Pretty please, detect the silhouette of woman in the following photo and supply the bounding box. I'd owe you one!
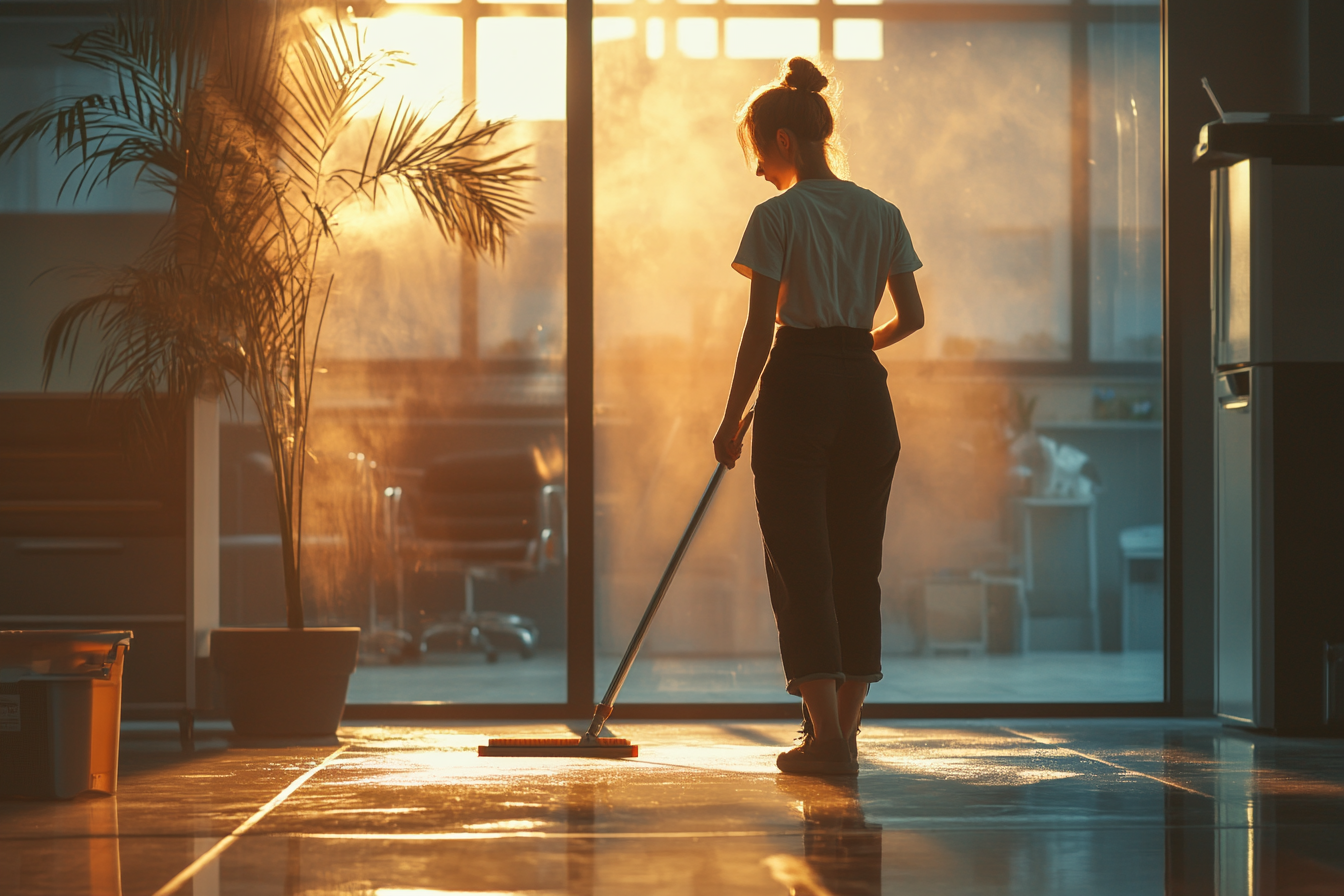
[714,57,926,776]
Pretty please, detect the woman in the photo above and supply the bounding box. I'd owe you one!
[713,57,925,776]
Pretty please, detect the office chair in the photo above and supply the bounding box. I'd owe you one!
[395,446,563,663]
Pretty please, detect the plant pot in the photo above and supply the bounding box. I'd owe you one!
[210,628,360,736]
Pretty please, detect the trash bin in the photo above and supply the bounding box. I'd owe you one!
[0,630,132,799]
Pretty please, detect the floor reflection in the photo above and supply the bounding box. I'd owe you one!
[2,721,1344,894]
[2,792,122,895]
[1160,727,1344,896]
[772,777,882,896]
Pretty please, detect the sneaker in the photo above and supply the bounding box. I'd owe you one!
[776,736,859,776]
[801,703,861,763]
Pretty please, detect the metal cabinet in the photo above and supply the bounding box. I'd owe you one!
[0,395,215,743]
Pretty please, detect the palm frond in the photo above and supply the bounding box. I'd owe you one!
[0,0,212,206]
[337,103,537,258]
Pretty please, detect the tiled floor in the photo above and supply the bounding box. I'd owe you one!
[4,719,1344,895]
[346,650,1165,704]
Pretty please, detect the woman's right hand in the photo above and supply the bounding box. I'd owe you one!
[713,415,746,469]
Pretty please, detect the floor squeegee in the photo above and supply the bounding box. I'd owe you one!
[478,410,754,758]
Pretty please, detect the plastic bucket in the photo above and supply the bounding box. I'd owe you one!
[0,630,132,799]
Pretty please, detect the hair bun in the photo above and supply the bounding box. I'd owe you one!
[783,57,828,93]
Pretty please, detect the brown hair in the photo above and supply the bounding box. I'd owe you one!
[736,57,845,175]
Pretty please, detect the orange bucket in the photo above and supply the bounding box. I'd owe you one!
[0,630,132,799]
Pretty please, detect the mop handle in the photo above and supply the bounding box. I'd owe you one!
[586,409,755,737]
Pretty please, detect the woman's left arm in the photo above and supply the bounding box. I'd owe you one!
[871,271,925,351]
[714,271,779,468]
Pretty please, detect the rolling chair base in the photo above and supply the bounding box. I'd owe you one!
[421,612,539,663]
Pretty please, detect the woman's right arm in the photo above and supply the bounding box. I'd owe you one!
[871,271,925,351]
[713,270,779,468]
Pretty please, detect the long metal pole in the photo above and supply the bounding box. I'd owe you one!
[584,411,752,739]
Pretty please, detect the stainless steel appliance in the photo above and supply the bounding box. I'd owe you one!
[1203,119,1344,733]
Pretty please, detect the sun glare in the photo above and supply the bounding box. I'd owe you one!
[834,18,883,60]
[646,17,666,58]
[594,17,637,43]
[676,17,718,58]
[355,14,464,118]
[477,17,566,121]
[724,17,818,59]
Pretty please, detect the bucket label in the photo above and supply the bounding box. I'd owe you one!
[0,694,17,732]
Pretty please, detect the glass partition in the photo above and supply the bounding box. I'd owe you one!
[1,0,1165,713]
[0,19,172,394]
[593,3,1163,704]
[217,7,569,704]
[1090,20,1162,362]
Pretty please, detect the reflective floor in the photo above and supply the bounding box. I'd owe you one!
[3,719,1343,894]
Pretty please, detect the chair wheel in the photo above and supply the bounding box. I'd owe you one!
[519,646,535,660]
[486,651,500,664]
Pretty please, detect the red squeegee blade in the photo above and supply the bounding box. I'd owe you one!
[477,737,638,758]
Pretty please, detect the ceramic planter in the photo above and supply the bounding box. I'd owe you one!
[210,628,360,736]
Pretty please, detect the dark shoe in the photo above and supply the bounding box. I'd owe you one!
[801,701,862,762]
[777,736,859,776]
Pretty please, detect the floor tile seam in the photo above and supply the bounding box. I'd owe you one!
[999,726,1214,799]
[148,743,350,896]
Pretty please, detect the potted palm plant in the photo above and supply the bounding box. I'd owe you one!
[0,0,533,734]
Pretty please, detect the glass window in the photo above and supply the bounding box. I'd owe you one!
[1090,21,1162,362]
[0,21,172,215]
[847,22,1072,361]
[0,21,171,394]
[595,9,1162,705]
[676,18,719,58]
[1,2,1165,712]
[477,17,567,121]
[217,10,569,704]
[724,19,821,59]
[834,20,884,61]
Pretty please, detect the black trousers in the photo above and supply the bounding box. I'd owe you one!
[752,326,900,695]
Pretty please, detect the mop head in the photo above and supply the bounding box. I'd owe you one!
[477,737,638,758]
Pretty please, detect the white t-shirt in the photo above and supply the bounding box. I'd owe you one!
[731,179,922,330]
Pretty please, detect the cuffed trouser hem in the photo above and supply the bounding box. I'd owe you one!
[785,671,883,696]
[843,672,883,685]
[786,671,846,696]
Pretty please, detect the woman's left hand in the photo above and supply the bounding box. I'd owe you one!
[713,413,751,469]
